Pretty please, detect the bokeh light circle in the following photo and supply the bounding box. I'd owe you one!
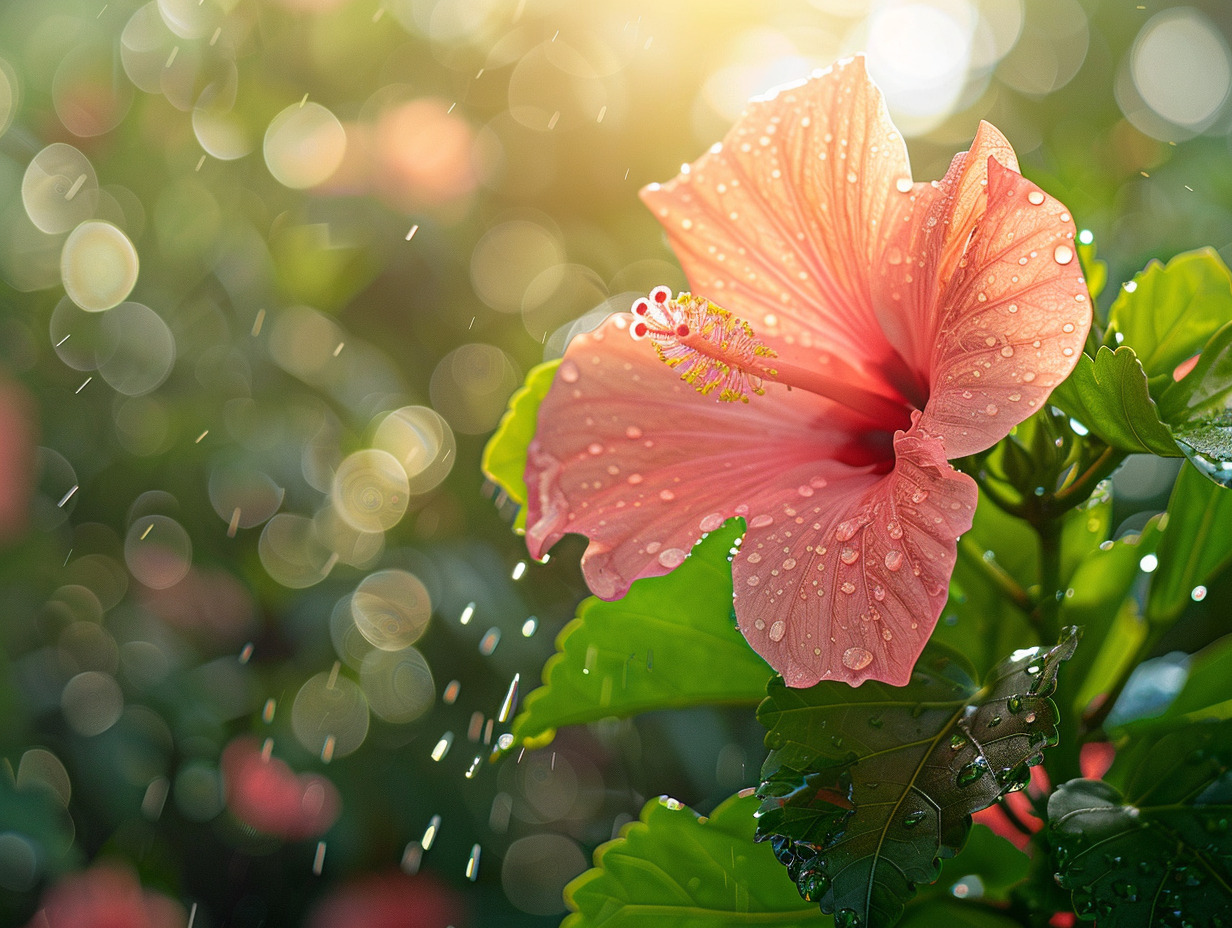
[1131,8,1231,131]
[429,343,521,435]
[22,143,99,234]
[208,463,285,530]
[61,221,139,312]
[259,513,334,589]
[360,647,435,724]
[97,303,176,396]
[264,102,347,189]
[371,406,456,495]
[124,514,192,589]
[501,834,588,915]
[314,506,385,570]
[15,749,72,806]
[291,671,369,758]
[0,833,39,892]
[61,671,124,736]
[0,57,18,139]
[864,1,975,134]
[351,569,432,651]
[52,43,133,138]
[331,449,410,533]
[470,220,565,314]
[49,296,118,370]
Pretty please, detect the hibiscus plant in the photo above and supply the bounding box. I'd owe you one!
[484,57,1232,928]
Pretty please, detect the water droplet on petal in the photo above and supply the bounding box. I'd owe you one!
[659,489,675,502]
[1054,244,1074,265]
[1000,346,1014,358]
[1022,371,1036,383]
[884,550,903,571]
[559,360,580,383]
[886,520,903,539]
[1027,190,1045,206]
[769,620,786,642]
[835,519,859,541]
[658,547,687,569]
[985,404,998,416]
[700,512,725,532]
[895,177,913,193]
[872,585,885,601]
[840,581,856,594]
[782,557,797,570]
[627,473,643,485]
[750,514,774,529]
[797,485,814,498]
[1062,323,1075,333]
[840,546,859,565]
[588,442,604,455]
[842,646,872,670]
[625,425,643,439]
[746,552,762,564]
[911,488,929,503]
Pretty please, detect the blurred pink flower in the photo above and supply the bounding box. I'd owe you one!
[25,862,186,928]
[305,871,469,928]
[0,373,36,546]
[221,737,340,839]
[524,57,1089,686]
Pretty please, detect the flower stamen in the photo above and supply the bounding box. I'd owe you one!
[631,287,775,403]
[630,288,915,428]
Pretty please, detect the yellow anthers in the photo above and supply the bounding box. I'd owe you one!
[630,287,775,403]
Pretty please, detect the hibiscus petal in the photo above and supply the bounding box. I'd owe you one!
[734,413,977,687]
[524,314,875,601]
[917,159,1091,457]
[875,121,1020,376]
[639,56,913,403]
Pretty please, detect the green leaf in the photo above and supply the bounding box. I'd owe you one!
[1147,462,1232,624]
[1121,632,1232,731]
[1049,720,1232,928]
[1058,518,1161,718]
[1077,233,1107,305]
[1106,247,1232,379]
[756,631,1079,928]
[510,519,771,747]
[481,359,560,531]
[1049,346,1179,455]
[1160,319,1232,487]
[899,899,1023,928]
[562,793,825,928]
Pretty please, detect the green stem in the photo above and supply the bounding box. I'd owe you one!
[959,534,1032,614]
[1049,444,1126,516]
[1031,518,1063,645]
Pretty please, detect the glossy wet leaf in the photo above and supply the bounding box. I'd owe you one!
[756,631,1078,928]
[1049,721,1232,928]
[1106,247,1232,380]
[1160,319,1232,487]
[562,793,824,928]
[480,358,561,531]
[1147,462,1232,624]
[1049,346,1178,455]
[510,519,771,746]
[1120,633,1232,732]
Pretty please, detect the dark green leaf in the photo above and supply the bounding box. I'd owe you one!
[1049,346,1178,456]
[480,358,560,531]
[1147,462,1232,624]
[562,794,825,928]
[510,519,771,747]
[1106,247,1232,379]
[1160,320,1232,487]
[1049,773,1232,925]
[756,631,1079,928]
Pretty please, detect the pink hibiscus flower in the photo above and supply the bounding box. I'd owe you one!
[524,57,1089,687]
[25,862,187,928]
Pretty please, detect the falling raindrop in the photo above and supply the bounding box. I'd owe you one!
[421,814,441,850]
[466,844,481,881]
[479,628,501,655]
[431,732,453,762]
